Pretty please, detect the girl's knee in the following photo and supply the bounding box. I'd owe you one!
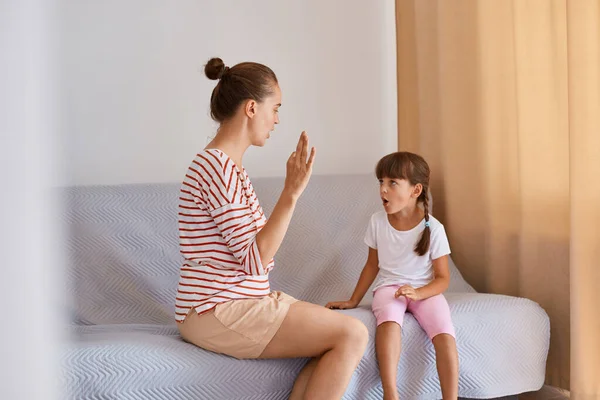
[432,332,456,345]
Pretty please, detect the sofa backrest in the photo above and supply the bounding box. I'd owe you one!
[65,174,474,325]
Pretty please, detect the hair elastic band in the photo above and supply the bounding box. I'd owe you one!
[425,221,430,228]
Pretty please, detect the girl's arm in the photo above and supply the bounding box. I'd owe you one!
[326,247,379,309]
[396,255,450,300]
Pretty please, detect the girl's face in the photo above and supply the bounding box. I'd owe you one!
[379,177,422,214]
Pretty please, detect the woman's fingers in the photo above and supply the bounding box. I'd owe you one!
[295,131,304,155]
[300,132,308,162]
[307,147,316,169]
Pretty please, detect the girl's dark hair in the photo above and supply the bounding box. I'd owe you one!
[204,57,278,123]
[376,152,432,256]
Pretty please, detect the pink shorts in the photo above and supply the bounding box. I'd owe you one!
[372,285,455,340]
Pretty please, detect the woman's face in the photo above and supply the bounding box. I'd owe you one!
[247,84,281,147]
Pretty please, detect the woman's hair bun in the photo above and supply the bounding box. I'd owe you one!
[205,57,227,80]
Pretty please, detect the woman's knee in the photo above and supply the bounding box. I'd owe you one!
[338,316,369,351]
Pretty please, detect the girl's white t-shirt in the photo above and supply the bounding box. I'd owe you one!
[365,211,451,291]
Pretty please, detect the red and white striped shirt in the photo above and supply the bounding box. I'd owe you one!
[175,149,274,323]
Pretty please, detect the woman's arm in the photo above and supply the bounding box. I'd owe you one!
[255,132,315,264]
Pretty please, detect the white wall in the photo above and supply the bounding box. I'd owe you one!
[59,0,397,185]
[1,1,63,399]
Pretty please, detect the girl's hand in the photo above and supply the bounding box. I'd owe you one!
[284,132,316,200]
[325,300,359,310]
[395,285,422,301]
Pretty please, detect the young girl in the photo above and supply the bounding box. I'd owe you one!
[326,152,459,400]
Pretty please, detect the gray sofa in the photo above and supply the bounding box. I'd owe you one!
[62,174,549,399]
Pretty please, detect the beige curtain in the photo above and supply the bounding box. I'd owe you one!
[396,0,599,397]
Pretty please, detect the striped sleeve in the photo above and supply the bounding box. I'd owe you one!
[199,152,267,276]
[210,205,266,276]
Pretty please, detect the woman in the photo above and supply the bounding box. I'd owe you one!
[176,57,368,400]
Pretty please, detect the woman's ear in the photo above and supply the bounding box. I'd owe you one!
[245,99,257,119]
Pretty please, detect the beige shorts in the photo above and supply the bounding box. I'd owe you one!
[178,291,297,359]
